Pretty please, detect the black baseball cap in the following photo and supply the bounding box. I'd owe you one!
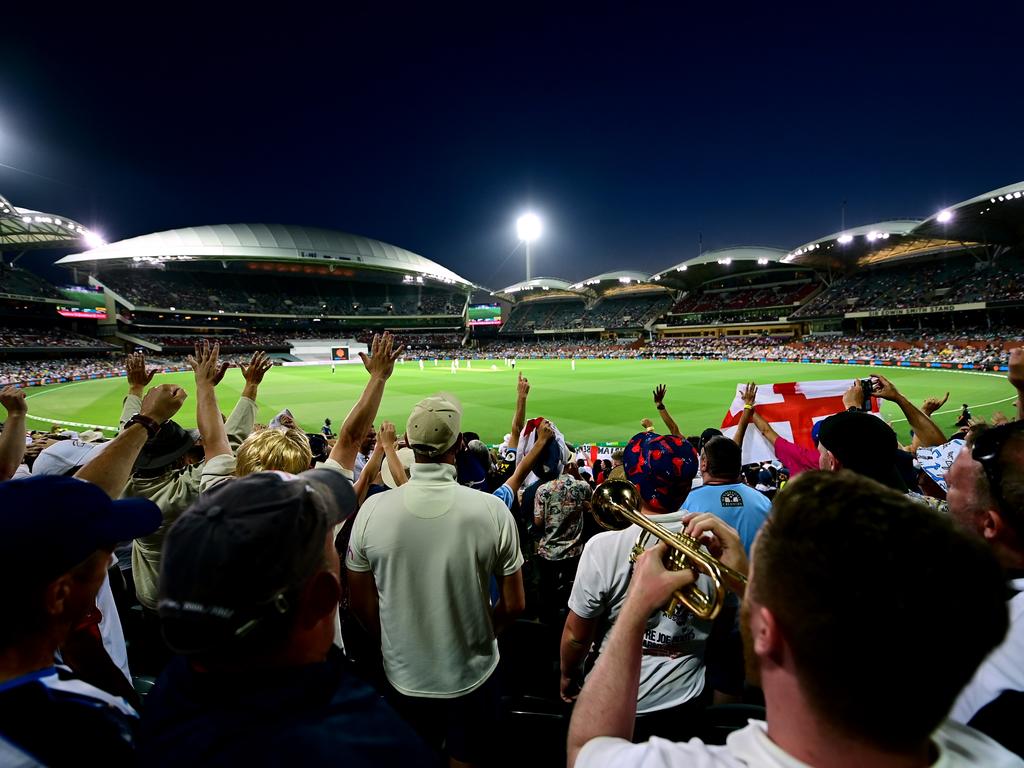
[158,468,356,654]
[817,411,907,492]
[0,475,161,584]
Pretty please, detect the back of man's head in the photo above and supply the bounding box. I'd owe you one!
[817,411,906,491]
[702,436,741,479]
[751,470,1008,751]
[159,469,355,665]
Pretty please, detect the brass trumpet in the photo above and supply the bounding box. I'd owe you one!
[590,479,747,621]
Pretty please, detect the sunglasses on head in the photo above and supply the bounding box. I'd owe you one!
[971,421,1024,514]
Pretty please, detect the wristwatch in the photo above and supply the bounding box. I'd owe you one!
[124,413,161,439]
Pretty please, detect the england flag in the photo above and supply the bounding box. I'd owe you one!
[721,379,880,464]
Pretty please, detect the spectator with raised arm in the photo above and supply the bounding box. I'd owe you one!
[652,384,682,437]
[0,385,28,481]
[188,343,306,491]
[871,374,946,450]
[324,333,404,478]
[733,382,820,476]
[121,350,258,618]
[0,383,186,764]
[509,372,530,453]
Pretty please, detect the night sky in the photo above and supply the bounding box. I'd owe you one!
[2,5,1023,289]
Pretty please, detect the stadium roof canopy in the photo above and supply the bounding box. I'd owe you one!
[650,246,791,289]
[56,223,473,287]
[569,269,649,288]
[493,276,579,301]
[913,180,1024,245]
[0,193,101,252]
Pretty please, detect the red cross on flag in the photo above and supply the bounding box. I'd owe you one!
[720,379,880,464]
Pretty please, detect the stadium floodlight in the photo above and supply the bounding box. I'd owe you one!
[837,234,853,244]
[936,209,953,223]
[83,230,105,248]
[516,212,542,281]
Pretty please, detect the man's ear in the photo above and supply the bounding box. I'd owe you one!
[980,508,1003,542]
[298,571,342,629]
[754,604,785,664]
[45,575,72,618]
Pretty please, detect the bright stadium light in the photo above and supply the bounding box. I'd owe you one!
[83,230,106,248]
[936,209,953,223]
[837,233,853,244]
[516,212,542,280]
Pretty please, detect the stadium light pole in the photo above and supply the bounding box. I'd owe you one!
[517,212,542,281]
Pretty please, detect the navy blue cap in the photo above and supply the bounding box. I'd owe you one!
[0,475,161,583]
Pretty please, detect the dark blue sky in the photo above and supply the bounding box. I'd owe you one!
[2,5,1023,289]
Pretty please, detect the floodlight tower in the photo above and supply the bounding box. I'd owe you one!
[516,212,542,281]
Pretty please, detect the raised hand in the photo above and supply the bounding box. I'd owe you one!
[871,375,901,402]
[653,384,667,405]
[126,351,159,394]
[921,391,950,416]
[741,382,757,406]
[537,419,554,442]
[0,385,27,417]
[359,333,404,381]
[240,350,273,385]
[139,383,187,424]
[842,380,862,411]
[187,341,229,388]
[640,417,654,429]
[378,420,397,450]
[517,372,530,398]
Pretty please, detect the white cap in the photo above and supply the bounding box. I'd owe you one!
[32,439,110,477]
[381,447,416,489]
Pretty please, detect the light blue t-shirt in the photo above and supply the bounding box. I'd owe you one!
[682,482,772,555]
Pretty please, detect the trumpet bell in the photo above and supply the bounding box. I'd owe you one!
[590,478,643,531]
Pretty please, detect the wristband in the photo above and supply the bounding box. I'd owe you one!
[743,404,753,410]
[656,404,666,411]
[124,413,161,440]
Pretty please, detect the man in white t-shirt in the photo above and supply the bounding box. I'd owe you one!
[947,420,1024,757]
[346,392,525,765]
[567,470,1019,767]
[562,430,707,740]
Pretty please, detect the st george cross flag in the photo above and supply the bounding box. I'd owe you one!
[720,380,880,464]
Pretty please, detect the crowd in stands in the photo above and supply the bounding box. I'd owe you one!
[1,332,1022,767]
[2,328,1019,387]
[100,270,465,316]
[0,263,65,300]
[793,255,1024,318]
[501,294,672,333]
[150,333,293,350]
[645,334,1015,367]
[670,279,818,315]
[0,327,116,348]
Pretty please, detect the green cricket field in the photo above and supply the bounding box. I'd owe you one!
[20,359,1016,446]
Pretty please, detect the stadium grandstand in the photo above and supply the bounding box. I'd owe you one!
[1,179,1023,386]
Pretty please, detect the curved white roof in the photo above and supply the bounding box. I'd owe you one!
[571,270,651,288]
[496,276,575,295]
[0,194,96,250]
[915,180,1024,229]
[786,220,920,260]
[652,246,788,276]
[56,223,472,286]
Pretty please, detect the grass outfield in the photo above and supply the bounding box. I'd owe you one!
[21,359,1017,445]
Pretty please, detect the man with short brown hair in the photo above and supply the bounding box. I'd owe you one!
[568,471,1017,767]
